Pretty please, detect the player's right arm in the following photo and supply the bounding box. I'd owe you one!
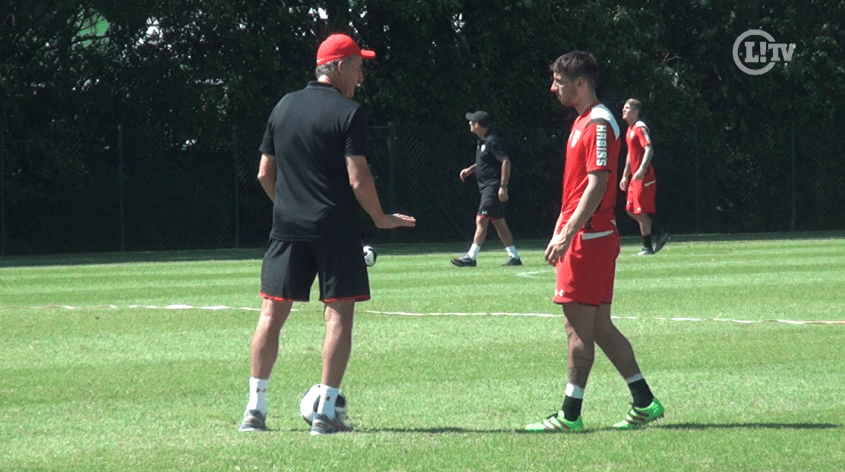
[631,125,653,181]
[552,210,566,236]
[257,154,276,202]
[347,155,416,229]
[619,153,631,191]
[545,171,608,265]
[460,164,476,182]
[633,144,653,181]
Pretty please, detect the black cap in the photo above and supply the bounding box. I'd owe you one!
[465,111,490,127]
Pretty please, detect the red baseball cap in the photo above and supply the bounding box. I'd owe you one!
[316,34,376,66]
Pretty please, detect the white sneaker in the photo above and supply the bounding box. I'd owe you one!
[310,413,353,435]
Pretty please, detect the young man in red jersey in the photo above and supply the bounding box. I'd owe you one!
[620,99,669,255]
[524,51,664,432]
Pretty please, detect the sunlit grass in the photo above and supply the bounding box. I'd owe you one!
[1,235,843,471]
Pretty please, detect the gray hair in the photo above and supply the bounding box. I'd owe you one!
[314,56,353,79]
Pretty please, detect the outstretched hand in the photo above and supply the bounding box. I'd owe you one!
[374,213,417,229]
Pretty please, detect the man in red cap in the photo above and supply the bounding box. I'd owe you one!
[314,33,377,98]
[240,33,415,435]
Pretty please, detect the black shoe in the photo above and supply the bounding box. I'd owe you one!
[502,256,522,266]
[653,231,670,253]
[451,255,477,267]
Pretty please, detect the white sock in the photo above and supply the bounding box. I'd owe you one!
[247,377,268,414]
[506,245,519,258]
[625,373,644,384]
[468,244,481,259]
[317,385,340,418]
[565,382,585,399]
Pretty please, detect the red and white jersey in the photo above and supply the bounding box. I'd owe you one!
[560,103,620,232]
[626,120,655,181]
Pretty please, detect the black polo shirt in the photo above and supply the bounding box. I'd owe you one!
[475,131,508,189]
[259,81,369,241]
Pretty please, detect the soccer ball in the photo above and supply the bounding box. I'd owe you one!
[363,245,377,267]
[299,384,347,425]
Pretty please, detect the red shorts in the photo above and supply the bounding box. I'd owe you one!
[554,229,620,306]
[625,178,657,215]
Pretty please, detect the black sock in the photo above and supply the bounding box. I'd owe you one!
[561,396,583,422]
[628,379,654,408]
[643,234,653,250]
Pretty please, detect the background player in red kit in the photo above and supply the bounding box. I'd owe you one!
[620,98,669,255]
[525,51,664,432]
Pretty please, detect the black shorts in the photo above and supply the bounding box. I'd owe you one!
[260,239,370,303]
[478,186,506,219]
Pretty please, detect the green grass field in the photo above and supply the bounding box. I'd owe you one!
[2,234,844,471]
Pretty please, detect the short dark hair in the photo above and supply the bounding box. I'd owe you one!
[550,51,599,88]
[625,98,642,112]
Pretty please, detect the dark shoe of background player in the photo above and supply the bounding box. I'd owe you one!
[451,255,477,267]
[653,231,670,254]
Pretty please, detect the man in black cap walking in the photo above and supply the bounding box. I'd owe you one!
[452,111,522,267]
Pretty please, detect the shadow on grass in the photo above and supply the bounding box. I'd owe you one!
[253,427,517,434]
[655,422,841,431]
[351,422,841,434]
[363,427,519,434]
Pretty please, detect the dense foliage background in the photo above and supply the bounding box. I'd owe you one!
[1,0,843,254]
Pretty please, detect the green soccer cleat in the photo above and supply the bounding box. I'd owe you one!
[524,411,584,432]
[613,398,665,429]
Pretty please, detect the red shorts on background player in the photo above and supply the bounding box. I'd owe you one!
[620,99,668,255]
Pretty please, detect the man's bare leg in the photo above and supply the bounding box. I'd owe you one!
[321,299,355,388]
[490,218,514,248]
[593,303,641,379]
[473,214,490,247]
[251,298,293,379]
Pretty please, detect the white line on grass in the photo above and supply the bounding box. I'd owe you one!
[515,270,550,278]
[364,310,844,325]
[5,304,844,325]
[366,310,560,318]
